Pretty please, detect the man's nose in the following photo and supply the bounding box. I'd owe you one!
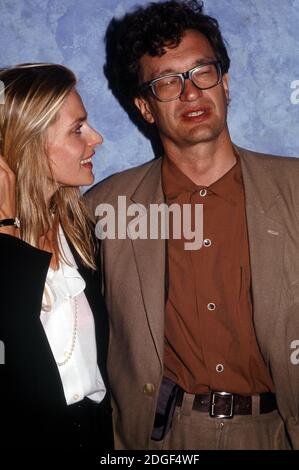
[180,78,203,101]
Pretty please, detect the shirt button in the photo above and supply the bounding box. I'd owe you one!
[203,238,212,247]
[199,189,207,197]
[73,394,79,401]
[207,303,216,311]
[143,383,156,396]
[216,364,224,373]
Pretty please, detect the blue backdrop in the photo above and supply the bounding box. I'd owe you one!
[1,0,299,184]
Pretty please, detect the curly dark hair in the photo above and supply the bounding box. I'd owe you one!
[104,0,230,104]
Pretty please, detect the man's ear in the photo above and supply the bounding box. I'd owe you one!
[134,96,155,124]
[222,73,230,104]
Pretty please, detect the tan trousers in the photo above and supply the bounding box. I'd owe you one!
[150,392,291,450]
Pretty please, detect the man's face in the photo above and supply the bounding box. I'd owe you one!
[135,29,230,155]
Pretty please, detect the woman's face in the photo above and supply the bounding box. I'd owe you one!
[46,89,103,195]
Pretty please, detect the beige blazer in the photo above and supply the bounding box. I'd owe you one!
[86,146,299,449]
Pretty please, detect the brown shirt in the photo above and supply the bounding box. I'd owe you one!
[162,156,275,395]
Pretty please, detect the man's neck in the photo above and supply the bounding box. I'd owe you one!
[163,136,237,187]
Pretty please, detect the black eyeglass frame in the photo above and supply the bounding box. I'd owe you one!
[139,60,223,102]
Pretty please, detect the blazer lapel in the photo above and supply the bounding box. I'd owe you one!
[238,146,285,360]
[129,158,166,366]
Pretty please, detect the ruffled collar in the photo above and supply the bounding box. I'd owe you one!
[42,226,85,310]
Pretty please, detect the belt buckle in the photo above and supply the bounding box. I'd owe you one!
[210,391,234,419]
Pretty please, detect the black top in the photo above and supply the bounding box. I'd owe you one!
[0,233,113,449]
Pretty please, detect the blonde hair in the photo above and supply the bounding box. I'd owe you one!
[0,63,96,269]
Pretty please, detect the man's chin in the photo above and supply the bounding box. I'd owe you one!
[185,128,223,145]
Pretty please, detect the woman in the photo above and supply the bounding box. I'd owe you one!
[0,63,113,449]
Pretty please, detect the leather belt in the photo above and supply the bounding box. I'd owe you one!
[176,390,277,419]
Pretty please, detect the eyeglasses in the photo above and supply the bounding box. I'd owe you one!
[139,60,222,102]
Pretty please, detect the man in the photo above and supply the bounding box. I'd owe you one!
[87,0,299,449]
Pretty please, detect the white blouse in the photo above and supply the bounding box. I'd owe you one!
[40,227,106,406]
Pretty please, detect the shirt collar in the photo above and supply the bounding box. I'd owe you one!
[162,154,243,205]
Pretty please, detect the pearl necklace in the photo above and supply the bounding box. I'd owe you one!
[56,296,78,367]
